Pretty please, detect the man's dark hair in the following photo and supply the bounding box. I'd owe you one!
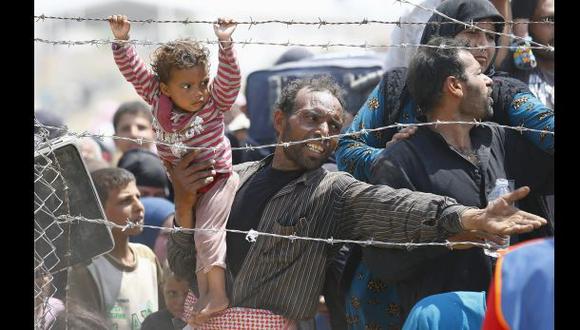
[112,101,153,132]
[275,75,346,116]
[407,36,470,114]
[91,168,136,205]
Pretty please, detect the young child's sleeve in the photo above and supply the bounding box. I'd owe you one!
[112,42,159,106]
[210,42,241,112]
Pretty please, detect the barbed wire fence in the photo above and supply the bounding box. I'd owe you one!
[33,2,554,327]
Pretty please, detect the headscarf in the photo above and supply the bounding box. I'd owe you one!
[382,0,506,125]
[419,0,505,75]
[130,196,175,249]
[117,148,169,192]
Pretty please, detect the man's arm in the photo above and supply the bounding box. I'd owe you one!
[335,176,546,244]
[164,152,217,281]
[492,76,554,154]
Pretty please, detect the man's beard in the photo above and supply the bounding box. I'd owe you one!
[281,124,330,170]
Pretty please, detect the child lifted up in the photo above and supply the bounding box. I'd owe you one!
[108,14,241,323]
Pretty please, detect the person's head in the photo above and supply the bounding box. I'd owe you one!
[153,212,175,264]
[152,39,211,113]
[112,101,154,153]
[407,37,493,120]
[117,149,170,198]
[34,109,66,140]
[516,0,554,61]
[91,168,144,236]
[274,47,314,65]
[419,0,505,74]
[161,261,190,319]
[77,137,104,162]
[273,76,345,170]
[85,158,110,173]
[132,196,175,252]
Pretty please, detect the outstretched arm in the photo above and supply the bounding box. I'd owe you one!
[108,14,159,105]
[335,177,546,245]
[210,18,241,112]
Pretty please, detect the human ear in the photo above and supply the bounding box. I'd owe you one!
[160,82,171,96]
[445,76,463,98]
[273,110,286,138]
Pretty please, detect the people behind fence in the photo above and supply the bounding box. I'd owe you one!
[141,260,192,330]
[132,196,175,262]
[401,237,554,330]
[67,168,164,329]
[482,237,554,330]
[117,148,171,199]
[112,101,157,160]
[499,0,554,109]
[108,14,242,323]
[77,137,111,172]
[363,36,553,323]
[334,0,555,326]
[164,75,547,328]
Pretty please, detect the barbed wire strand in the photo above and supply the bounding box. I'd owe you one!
[396,0,553,51]
[33,14,553,26]
[33,38,553,51]
[34,120,554,154]
[56,214,492,251]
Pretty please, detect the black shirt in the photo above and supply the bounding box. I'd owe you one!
[141,309,185,330]
[226,160,305,278]
[365,124,553,319]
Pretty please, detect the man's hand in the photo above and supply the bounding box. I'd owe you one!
[214,18,237,43]
[108,14,130,41]
[385,126,417,148]
[448,230,508,250]
[460,186,547,235]
[163,151,215,228]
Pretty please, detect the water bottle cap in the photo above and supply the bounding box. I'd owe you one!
[495,178,509,186]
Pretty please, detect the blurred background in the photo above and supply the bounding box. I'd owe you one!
[34,0,412,139]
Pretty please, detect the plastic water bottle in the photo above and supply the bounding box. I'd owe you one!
[484,178,512,258]
[512,36,537,71]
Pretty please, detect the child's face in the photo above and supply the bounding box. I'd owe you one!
[163,276,190,319]
[104,181,145,236]
[160,65,210,113]
[114,114,154,153]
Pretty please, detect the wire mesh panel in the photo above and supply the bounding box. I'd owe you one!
[34,126,114,329]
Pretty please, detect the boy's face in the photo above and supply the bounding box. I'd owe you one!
[114,113,155,153]
[160,65,210,113]
[104,181,145,236]
[163,276,190,319]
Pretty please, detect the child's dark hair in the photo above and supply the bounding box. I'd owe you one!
[151,39,210,83]
[91,168,136,204]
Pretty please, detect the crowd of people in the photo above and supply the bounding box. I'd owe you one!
[34,0,554,329]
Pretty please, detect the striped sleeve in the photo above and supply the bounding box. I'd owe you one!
[335,176,469,244]
[210,42,241,112]
[112,42,159,105]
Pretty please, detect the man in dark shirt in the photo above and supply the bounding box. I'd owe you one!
[364,36,554,321]
[164,75,548,328]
